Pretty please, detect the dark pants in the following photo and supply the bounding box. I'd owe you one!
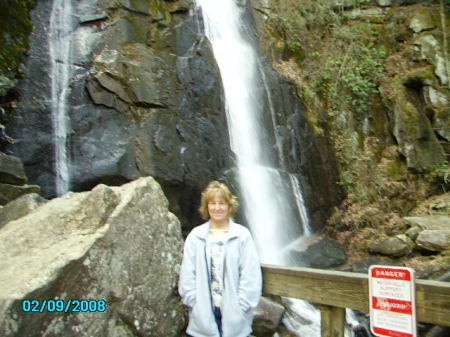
[213,306,223,337]
[188,307,251,337]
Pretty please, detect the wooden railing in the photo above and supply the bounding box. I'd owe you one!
[262,264,450,337]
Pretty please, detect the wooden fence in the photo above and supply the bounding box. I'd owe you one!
[262,264,450,337]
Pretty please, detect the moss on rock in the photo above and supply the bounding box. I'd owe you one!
[409,7,439,33]
[259,0,450,269]
[0,0,35,95]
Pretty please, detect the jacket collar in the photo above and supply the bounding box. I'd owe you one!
[194,220,239,240]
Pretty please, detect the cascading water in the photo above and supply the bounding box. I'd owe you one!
[49,0,74,196]
[194,1,360,336]
[194,0,308,266]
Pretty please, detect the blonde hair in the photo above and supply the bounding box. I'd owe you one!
[198,181,239,220]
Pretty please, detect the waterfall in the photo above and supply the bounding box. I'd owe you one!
[289,173,312,236]
[194,0,309,266]
[193,1,363,336]
[49,0,74,196]
[260,68,287,170]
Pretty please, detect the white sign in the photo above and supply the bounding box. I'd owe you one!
[369,265,416,337]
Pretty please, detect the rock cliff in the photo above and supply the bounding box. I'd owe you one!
[1,0,343,233]
[1,0,231,232]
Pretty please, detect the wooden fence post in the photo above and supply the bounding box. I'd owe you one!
[318,305,345,337]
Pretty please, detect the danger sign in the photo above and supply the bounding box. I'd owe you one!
[369,265,416,337]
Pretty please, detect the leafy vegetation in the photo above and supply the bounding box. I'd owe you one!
[266,0,390,206]
[264,0,449,247]
[267,1,386,120]
[425,160,450,192]
[0,0,35,92]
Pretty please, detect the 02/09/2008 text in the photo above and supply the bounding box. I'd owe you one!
[21,299,106,313]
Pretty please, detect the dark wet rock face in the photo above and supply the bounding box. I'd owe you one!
[287,235,348,268]
[2,0,54,196]
[3,0,230,230]
[3,0,338,234]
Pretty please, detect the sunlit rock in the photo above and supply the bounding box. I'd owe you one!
[379,81,446,172]
[405,226,421,241]
[404,215,450,230]
[414,33,449,86]
[0,177,186,337]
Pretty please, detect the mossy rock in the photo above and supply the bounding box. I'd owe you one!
[0,0,35,85]
[405,65,436,85]
[0,183,40,206]
[343,8,386,24]
[409,7,438,33]
[378,157,406,182]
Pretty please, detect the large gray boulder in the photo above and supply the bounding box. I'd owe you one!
[253,297,285,337]
[0,177,186,337]
[404,216,450,250]
[288,235,348,268]
[416,230,450,252]
[404,215,450,230]
[368,234,415,257]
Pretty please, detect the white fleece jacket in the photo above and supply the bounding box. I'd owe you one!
[178,220,262,337]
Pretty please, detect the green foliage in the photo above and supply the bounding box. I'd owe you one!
[0,0,35,83]
[266,0,340,58]
[266,2,387,118]
[265,2,389,206]
[264,0,450,209]
[317,23,386,116]
[425,160,450,190]
[268,12,305,56]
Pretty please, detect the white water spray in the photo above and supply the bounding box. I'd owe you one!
[49,0,74,196]
[195,0,309,265]
[260,68,287,169]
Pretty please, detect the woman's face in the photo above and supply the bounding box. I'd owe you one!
[207,194,230,225]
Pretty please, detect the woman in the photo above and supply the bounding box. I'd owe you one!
[179,181,262,337]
